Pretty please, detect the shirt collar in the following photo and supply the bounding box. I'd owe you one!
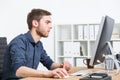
[25,31,35,43]
[25,31,41,46]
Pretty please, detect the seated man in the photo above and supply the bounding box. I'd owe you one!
[3,8,71,80]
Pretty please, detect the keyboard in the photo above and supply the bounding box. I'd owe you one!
[70,69,93,76]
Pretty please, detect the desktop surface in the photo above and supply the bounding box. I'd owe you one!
[21,67,120,80]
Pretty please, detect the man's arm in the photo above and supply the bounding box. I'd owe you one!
[50,62,61,70]
[50,61,72,71]
[16,66,68,78]
[16,66,52,78]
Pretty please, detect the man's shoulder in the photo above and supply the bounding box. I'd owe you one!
[9,34,27,45]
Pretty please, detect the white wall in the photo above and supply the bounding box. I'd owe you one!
[53,0,120,24]
[0,0,56,70]
[0,0,120,70]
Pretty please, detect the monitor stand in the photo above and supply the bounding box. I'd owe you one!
[104,42,120,75]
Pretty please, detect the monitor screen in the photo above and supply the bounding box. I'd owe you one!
[89,16,115,66]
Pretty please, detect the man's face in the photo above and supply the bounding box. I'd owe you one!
[36,16,52,37]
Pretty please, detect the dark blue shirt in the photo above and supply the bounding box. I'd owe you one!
[3,31,54,80]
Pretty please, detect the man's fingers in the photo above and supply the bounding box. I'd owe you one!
[53,68,68,78]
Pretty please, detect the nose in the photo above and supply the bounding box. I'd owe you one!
[50,26,52,29]
[49,24,52,29]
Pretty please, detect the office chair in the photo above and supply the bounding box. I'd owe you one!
[116,54,120,65]
[0,37,7,79]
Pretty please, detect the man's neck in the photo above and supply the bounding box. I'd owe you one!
[30,30,41,43]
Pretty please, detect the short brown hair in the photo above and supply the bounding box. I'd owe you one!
[27,8,51,30]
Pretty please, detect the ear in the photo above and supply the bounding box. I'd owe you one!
[32,20,38,28]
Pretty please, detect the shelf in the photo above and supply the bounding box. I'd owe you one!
[54,23,120,67]
[111,39,120,41]
[57,56,88,58]
[57,39,96,42]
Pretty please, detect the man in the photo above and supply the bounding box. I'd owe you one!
[3,8,71,80]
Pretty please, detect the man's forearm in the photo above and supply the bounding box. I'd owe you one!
[50,62,61,70]
[51,61,72,71]
[16,66,52,78]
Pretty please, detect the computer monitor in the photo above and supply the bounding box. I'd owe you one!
[89,15,115,66]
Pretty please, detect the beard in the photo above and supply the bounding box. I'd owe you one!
[36,29,48,38]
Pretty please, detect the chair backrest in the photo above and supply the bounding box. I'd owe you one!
[116,54,120,66]
[0,37,7,78]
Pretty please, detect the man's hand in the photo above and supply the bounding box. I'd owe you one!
[60,61,72,71]
[44,68,68,79]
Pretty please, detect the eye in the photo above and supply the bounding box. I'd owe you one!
[46,20,51,24]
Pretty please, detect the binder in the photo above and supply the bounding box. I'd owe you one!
[78,25,84,40]
[84,25,89,40]
[94,25,99,40]
[89,25,95,40]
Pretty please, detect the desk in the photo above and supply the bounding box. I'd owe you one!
[21,67,120,80]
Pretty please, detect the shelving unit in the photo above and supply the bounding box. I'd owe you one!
[54,23,120,67]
